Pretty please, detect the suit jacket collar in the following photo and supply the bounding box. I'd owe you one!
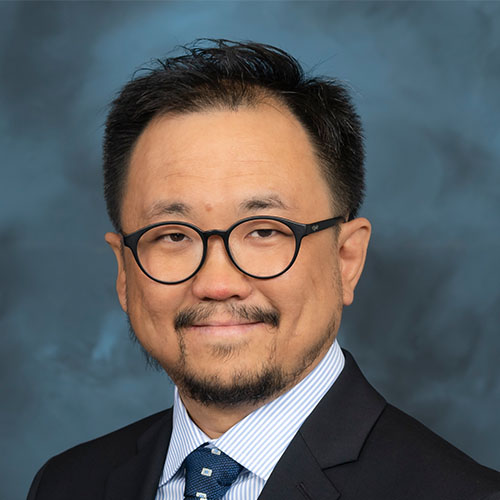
[301,350,386,468]
[104,350,385,500]
[258,350,386,499]
[105,410,173,500]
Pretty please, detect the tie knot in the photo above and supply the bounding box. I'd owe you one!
[183,445,243,500]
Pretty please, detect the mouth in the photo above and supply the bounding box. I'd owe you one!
[187,321,264,338]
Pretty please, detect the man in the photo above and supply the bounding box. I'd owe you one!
[28,39,500,500]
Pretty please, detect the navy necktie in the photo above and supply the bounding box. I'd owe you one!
[183,445,243,500]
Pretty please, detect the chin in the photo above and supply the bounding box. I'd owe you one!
[167,360,290,408]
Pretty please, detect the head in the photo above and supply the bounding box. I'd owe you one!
[104,40,370,409]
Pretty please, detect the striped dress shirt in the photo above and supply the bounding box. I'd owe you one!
[155,339,345,500]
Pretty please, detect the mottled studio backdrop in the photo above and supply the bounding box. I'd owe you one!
[1,2,499,498]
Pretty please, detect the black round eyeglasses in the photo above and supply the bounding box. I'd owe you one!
[121,215,345,285]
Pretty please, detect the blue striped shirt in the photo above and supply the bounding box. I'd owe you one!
[155,339,345,500]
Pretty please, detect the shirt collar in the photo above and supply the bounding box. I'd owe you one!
[158,339,344,485]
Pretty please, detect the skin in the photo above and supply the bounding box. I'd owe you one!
[106,101,371,438]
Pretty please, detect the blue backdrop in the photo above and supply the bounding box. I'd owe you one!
[1,2,499,498]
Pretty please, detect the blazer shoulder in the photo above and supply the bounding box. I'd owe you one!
[350,403,500,498]
[28,408,172,500]
[53,408,171,463]
[378,403,497,469]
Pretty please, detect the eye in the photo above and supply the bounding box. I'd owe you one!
[239,220,293,242]
[148,228,194,245]
[250,228,276,238]
[163,232,188,243]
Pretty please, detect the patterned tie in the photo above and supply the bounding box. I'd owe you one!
[183,445,243,500]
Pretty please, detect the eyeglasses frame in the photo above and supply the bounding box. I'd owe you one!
[121,215,345,285]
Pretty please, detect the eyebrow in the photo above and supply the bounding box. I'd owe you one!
[145,201,192,220]
[239,195,290,213]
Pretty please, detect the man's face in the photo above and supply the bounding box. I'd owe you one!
[107,101,369,407]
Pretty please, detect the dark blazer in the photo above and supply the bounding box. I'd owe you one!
[28,351,500,500]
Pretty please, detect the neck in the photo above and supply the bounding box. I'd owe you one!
[179,395,267,438]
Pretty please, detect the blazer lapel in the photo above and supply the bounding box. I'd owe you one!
[105,410,173,500]
[258,432,340,500]
[260,350,386,499]
[300,350,386,469]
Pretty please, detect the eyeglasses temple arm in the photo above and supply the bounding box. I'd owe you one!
[304,216,345,235]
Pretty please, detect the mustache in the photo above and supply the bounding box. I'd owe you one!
[174,303,280,331]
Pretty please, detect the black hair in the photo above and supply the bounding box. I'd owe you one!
[103,39,365,231]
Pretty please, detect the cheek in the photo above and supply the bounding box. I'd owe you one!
[288,241,339,303]
[266,266,338,328]
[266,244,340,345]
[124,264,186,348]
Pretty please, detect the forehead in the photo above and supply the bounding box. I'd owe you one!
[122,102,332,230]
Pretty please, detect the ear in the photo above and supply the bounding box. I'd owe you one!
[337,217,371,306]
[105,232,128,313]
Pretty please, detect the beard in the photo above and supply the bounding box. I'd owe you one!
[128,284,341,408]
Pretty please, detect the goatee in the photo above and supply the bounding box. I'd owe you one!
[127,302,336,408]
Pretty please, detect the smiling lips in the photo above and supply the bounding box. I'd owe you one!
[189,320,263,337]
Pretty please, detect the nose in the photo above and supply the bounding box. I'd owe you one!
[190,235,253,301]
